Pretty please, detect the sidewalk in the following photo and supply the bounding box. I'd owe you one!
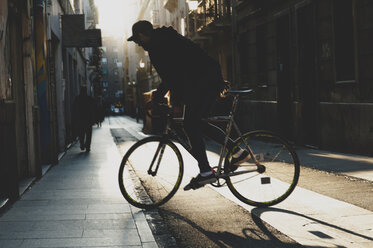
[295,147,373,182]
[0,124,158,248]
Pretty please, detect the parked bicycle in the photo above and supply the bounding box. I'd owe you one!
[118,89,300,209]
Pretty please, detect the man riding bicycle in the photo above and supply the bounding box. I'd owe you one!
[128,20,250,190]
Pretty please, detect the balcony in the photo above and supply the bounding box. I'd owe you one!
[189,0,232,35]
[164,0,178,13]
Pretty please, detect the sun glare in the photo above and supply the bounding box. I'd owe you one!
[94,0,138,38]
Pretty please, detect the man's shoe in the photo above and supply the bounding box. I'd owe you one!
[230,149,251,172]
[80,145,85,151]
[86,147,91,152]
[184,173,217,191]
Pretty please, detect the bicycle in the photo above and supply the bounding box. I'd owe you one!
[118,89,300,209]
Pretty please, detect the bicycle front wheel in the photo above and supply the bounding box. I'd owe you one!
[118,136,184,209]
[225,130,300,207]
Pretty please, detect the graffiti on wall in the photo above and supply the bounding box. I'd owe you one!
[0,0,12,100]
[35,3,51,152]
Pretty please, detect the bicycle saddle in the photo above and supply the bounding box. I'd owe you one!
[226,89,254,95]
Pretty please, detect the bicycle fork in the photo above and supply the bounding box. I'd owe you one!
[147,142,166,176]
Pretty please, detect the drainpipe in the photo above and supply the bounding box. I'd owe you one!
[231,0,238,85]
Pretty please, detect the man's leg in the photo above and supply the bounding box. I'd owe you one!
[183,92,220,190]
[183,102,212,173]
[78,127,85,150]
[184,121,211,172]
[84,126,92,151]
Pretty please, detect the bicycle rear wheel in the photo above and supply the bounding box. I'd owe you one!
[118,136,184,209]
[225,130,299,207]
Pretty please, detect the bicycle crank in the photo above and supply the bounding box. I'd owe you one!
[210,166,227,187]
[210,177,226,187]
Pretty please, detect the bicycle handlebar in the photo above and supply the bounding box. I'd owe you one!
[220,81,267,97]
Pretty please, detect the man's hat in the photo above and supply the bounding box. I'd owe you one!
[127,20,153,41]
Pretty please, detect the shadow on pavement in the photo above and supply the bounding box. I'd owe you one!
[158,208,318,248]
[251,207,373,245]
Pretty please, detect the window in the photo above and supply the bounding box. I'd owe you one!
[334,0,356,82]
[238,33,249,83]
[256,24,267,84]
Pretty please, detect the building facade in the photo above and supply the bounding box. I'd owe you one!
[101,37,125,113]
[0,0,100,204]
[233,0,373,155]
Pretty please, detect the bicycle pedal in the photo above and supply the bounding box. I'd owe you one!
[183,182,204,191]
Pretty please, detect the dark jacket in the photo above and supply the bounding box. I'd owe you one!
[149,27,225,104]
[72,94,96,128]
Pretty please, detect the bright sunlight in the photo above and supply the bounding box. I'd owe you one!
[94,0,138,38]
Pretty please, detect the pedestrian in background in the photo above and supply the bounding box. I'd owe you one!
[72,86,96,152]
[96,101,105,127]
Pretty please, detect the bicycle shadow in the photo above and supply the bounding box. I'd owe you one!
[251,207,373,246]
[157,208,325,248]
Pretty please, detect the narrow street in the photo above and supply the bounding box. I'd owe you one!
[1,0,373,247]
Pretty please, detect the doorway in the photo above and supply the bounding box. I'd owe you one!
[277,14,293,140]
[298,4,319,146]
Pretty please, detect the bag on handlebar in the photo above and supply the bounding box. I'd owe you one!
[150,98,168,134]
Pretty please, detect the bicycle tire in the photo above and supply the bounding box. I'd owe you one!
[118,136,184,209]
[225,130,300,207]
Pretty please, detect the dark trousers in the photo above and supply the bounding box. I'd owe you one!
[183,91,234,173]
[78,125,92,149]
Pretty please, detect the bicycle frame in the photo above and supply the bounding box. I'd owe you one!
[155,93,262,178]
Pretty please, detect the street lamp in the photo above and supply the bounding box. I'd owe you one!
[139,60,145,69]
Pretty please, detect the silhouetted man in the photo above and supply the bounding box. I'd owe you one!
[128,20,238,190]
[72,86,96,152]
